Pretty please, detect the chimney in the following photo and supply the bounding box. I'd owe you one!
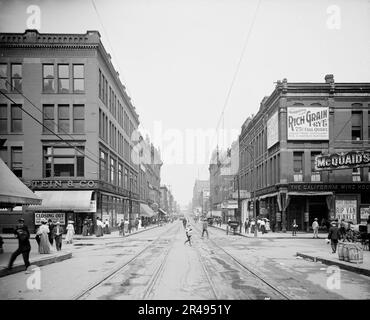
[325,74,334,83]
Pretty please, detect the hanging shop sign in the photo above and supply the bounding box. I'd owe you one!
[287,107,329,140]
[335,199,357,224]
[267,111,279,149]
[35,212,65,225]
[315,150,370,171]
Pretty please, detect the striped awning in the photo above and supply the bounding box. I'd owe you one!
[158,208,167,216]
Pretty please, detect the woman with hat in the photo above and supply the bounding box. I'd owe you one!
[65,220,75,244]
[37,218,51,254]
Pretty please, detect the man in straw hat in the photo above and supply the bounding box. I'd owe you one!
[52,221,64,251]
[312,218,319,238]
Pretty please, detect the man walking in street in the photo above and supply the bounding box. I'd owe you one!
[328,221,341,253]
[119,219,125,236]
[52,221,64,251]
[7,219,32,273]
[184,224,193,246]
[312,218,319,238]
[201,219,209,239]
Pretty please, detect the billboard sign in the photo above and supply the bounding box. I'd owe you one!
[287,107,329,140]
[335,199,357,224]
[315,150,370,171]
[35,212,65,225]
[267,111,279,149]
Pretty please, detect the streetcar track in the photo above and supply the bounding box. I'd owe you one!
[193,220,293,300]
[73,223,180,300]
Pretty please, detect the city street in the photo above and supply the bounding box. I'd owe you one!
[0,219,369,300]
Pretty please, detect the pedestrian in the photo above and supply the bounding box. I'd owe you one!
[182,218,187,229]
[47,219,55,246]
[328,221,341,253]
[95,217,104,237]
[37,218,51,254]
[265,219,270,232]
[201,219,209,238]
[82,218,89,236]
[128,220,132,234]
[119,219,125,236]
[244,219,249,234]
[339,219,346,239]
[135,218,139,231]
[0,235,3,254]
[88,217,93,236]
[260,218,266,234]
[312,218,319,238]
[184,224,193,246]
[292,219,298,236]
[7,219,32,273]
[65,220,75,244]
[52,221,64,251]
[250,219,256,234]
[104,219,111,234]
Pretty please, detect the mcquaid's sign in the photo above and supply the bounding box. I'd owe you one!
[315,150,370,171]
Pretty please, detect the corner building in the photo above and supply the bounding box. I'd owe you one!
[0,30,141,233]
[239,75,370,232]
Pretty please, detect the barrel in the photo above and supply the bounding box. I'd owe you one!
[343,243,350,262]
[337,242,344,261]
[348,243,363,264]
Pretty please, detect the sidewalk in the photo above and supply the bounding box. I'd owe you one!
[211,223,329,239]
[296,246,370,277]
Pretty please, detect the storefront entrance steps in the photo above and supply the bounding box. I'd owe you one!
[211,223,329,239]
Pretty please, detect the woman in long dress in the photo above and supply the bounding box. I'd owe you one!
[95,217,103,237]
[65,221,75,244]
[37,219,50,254]
[82,218,88,236]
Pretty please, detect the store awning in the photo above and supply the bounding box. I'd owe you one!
[0,158,42,206]
[30,190,93,211]
[210,210,222,217]
[258,192,279,200]
[158,208,167,216]
[288,191,333,196]
[140,203,155,217]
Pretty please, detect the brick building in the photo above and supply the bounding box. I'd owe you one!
[0,30,142,233]
[239,75,370,232]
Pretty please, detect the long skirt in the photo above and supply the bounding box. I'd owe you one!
[65,230,74,243]
[96,225,103,237]
[104,225,111,234]
[82,225,88,236]
[39,233,50,254]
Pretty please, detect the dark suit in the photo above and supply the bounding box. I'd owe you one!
[52,225,64,251]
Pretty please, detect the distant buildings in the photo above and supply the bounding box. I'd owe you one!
[192,179,209,214]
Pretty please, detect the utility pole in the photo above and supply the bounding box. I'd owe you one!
[245,143,257,237]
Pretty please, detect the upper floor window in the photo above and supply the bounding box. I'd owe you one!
[0,104,7,133]
[44,146,84,177]
[352,168,361,182]
[11,147,22,178]
[293,152,303,182]
[11,64,22,92]
[11,104,22,133]
[0,146,7,165]
[73,64,84,93]
[58,105,70,133]
[43,64,54,93]
[351,111,362,141]
[73,105,84,133]
[110,157,117,185]
[118,163,123,187]
[43,104,55,133]
[58,64,69,93]
[311,152,321,182]
[99,150,108,181]
[0,64,7,91]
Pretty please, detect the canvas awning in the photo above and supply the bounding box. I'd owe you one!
[30,190,93,211]
[140,203,156,217]
[158,208,167,216]
[287,191,333,196]
[0,158,42,206]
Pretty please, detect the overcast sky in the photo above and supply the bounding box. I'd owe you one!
[1,0,369,206]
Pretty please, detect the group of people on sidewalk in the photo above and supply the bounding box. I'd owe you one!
[243,218,270,234]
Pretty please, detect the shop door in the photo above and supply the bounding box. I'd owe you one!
[287,197,304,231]
[309,198,328,229]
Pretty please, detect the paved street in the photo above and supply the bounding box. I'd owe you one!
[0,219,369,300]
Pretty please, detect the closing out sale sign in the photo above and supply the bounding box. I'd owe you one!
[287,107,329,140]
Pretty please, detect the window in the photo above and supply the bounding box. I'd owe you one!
[0,146,8,165]
[352,168,361,182]
[311,152,321,182]
[11,147,22,178]
[58,64,69,93]
[124,168,128,189]
[42,104,54,133]
[99,150,108,181]
[99,69,102,100]
[73,64,84,93]
[0,64,7,91]
[73,105,84,133]
[293,152,303,182]
[58,105,69,133]
[351,111,362,140]
[43,146,84,177]
[110,157,116,185]
[11,104,22,133]
[42,64,54,93]
[11,64,22,91]
[118,163,123,187]
[368,111,370,140]
[0,104,7,133]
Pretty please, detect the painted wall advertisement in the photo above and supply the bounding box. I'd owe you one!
[335,200,357,223]
[35,212,65,225]
[287,107,329,140]
[267,111,279,149]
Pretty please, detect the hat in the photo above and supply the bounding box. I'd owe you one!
[68,220,74,224]
[314,218,318,221]
[331,221,336,226]
[40,218,47,223]
[56,221,60,225]
[18,218,24,223]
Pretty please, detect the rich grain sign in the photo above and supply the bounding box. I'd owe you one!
[315,150,370,171]
[287,107,329,140]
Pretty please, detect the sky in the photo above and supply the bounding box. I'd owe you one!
[0,0,369,206]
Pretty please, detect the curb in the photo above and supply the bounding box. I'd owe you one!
[0,251,72,278]
[210,225,326,240]
[296,252,370,277]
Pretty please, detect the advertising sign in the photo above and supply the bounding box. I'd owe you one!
[335,200,357,223]
[287,107,329,140]
[315,150,370,171]
[360,207,370,224]
[35,212,65,225]
[267,111,279,149]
